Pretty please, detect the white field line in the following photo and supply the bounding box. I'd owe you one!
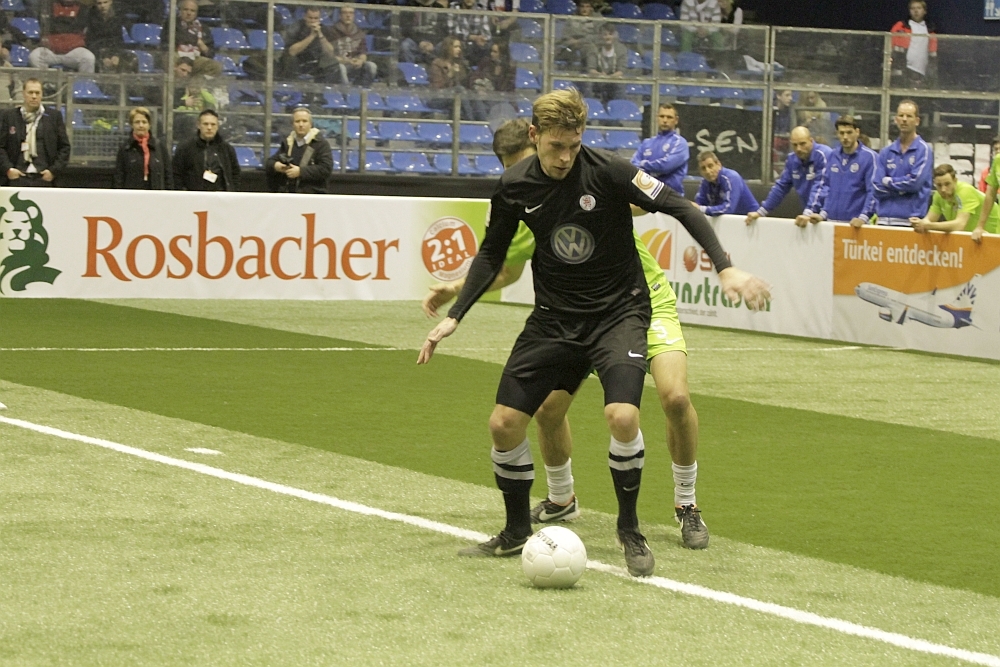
[2,414,998,667]
[0,346,866,353]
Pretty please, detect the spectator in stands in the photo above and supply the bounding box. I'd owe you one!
[29,0,96,73]
[584,23,627,105]
[556,0,597,71]
[172,109,240,191]
[328,7,377,86]
[746,126,832,225]
[802,115,877,228]
[448,0,491,64]
[282,6,337,81]
[679,0,722,53]
[631,103,688,196]
[114,106,172,190]
[719,0,742,25]
[693,151,759,216]
[978,136,1000,193]
[401,0,448,66]
[872,99,932,226]
[85,0,135,73]
[796,91,833,146]
[911,163,999,235]
[176,75,216,112]
[0,78,71,187]
[429,35,474,118]
[470,41,513,119]
[771,88,794,172]
[176,0,222,78]
[265,108,333,195]
[891,0,936,88]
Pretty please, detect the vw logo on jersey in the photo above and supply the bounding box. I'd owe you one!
[579,194,596,211]
[850,162,859,173]
[551,224,595,264]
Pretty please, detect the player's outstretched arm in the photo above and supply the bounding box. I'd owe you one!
[422,280,462,318]
[718,267,772,311]
[417,317,459,364]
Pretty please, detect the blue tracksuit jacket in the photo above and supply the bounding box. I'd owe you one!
[758,142,833,215]
[809,143,878,222]
[872,135,933,223]
[695,167,760,216]
[631,129,689,195]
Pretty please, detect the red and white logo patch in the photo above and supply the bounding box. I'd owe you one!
[579,194,596,211]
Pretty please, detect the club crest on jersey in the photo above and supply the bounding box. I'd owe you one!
[551,223,594,264]
[579,194,596,211]
[631,170,663,200]
[850,163,859,173]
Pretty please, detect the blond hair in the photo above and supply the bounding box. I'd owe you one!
[531,89,587,135]
[129,106,151,125]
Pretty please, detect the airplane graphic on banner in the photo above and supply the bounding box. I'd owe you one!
[854,276,979,328]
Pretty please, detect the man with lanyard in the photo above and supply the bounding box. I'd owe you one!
[746,126,831,225]
[418,90,771,576]
[172,109,241,192]
[910,163,999,235]
[631,103,689,197]
[0,78,70,187]
[872,100,933,227]
[801,115,878,228]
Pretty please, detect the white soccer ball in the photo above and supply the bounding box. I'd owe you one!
[521,526,587,589]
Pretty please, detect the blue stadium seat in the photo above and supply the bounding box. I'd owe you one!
[661,28,678,47]
[72,79,112,102]
[71,108,90,130]
[518,0,546,13]
[10,17,40,40]
[546,0,576,15]
[248,29,284,51]
[641,3,675,20]
[625,50,642,70]
[386,94,433,113]
[583,98,608,120]
[517,18,543,39]
[433,154,480,175]
[332,149,341,171]
[322,90,348,110]
[121,24,136,45]
[459,124,493,146]
[604,130,641,150]
[272,83,303,109]
[345,119,382,141]
[617,25,640,44]
[509,42,540,63]
[625,84,651,95]
[9,44,30,67]
[211,27,250,50]
[476,154,504,175]
[131,23,162,47]
[235,146,262,168]
[611,2,642,19]
[713,87,744,102]
[417,122,453,145]
[606,99,642,122]
[0,0,26,12]
[676,51,716,74]
[677,85,712,98]
[346,90,386,111]
[582,129,608,148]
[552,79,575,90]
[659,83,679,96]
[230,86,264,106]
[391,152,437,173]
[515,68,541,90]
[379,121,418,142]
[396,62,429,86]
[348,150,395,172]
[516,98,534,117]
[214,54,247,77]
[643,51,677,71]
[129,50,157,73]
[273,5,293,25]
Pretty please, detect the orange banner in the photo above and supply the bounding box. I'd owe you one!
[833,226,1000,295]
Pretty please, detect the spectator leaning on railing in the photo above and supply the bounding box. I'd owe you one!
[114,107,172,190]
[802,115,877,228]
[747,126,831,226]
[872,100,932,226]
[693,151,759,216]
[910,164,999,236]
[0,78,71,188]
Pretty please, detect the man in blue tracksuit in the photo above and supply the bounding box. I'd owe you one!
[872,100,933,226]
[631,103,689,195]
[802,115,878,228]
[745,126,832,225]
[694,151,759,216]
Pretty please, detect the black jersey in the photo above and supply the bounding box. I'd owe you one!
[449,147,732,321]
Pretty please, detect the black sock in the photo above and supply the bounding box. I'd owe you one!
[495,474,533,538]
[610,467,642,532]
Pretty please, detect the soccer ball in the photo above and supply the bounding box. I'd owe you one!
[521,526,587,589]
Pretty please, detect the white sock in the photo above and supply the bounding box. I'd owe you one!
[491,439,534,480]
[544,459,574,505]
[609,431,645,469]
[672,461,697,507]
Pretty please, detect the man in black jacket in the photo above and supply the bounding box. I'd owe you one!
[172,109,241,191]
[265,108,333,194]
[0,78,71,187]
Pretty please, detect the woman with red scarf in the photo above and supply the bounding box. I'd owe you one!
[113,107,172,189]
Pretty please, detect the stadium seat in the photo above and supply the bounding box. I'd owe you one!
[659,83,679,96]
[248,29,284,51]
[346,90,386,111]
[130,23,162,47]
[379,121,418,142]
[676,51,716,74]
[677,85,712,98]
[211,27,250,50]
[604,130,641,150]
[391,152,437,173]
[713,87,744,102]
[396,62,429,86]
[130,50,157,73]
[477,154,504,175]
[617,25,640,44]
[214,54,247,77]
[235,146,262,168]
[611,3,642,19]
[606,99,642,122]
[0,0,26,12]
[583,98,608,120]
[416,122,453,145]
[8,44,30,67]
[433,154,479,175]
[509,42,540,63]
[459,124,492,146]
[552,79,575,90]
[385,94,434,113]
[72,79,112,102]
[71,108,90,130]
[661,28,678,47]
[643,51,678,71]
[272,83,303,109]
[345,119,382,141]
[516,18,543,39]
[322,90,348,110]
[582,129,608,148]
[273,5,293,26]
[625,50,642,70]
[348,150,395,172]
[516,98,534,117]
[121,24,136,44]
[230,86,264,106]
[10,17,40,40]
[641,3,675,19]
[515,68,541,90]
[332,149,341,171]
[546,0,576,14]
[518,0,546,13]
[625,84,651,95]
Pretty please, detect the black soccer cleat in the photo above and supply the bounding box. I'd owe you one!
[530,496,581,524]
[616,529,655,577]
[458,530,531,558]
[675,504,709,550]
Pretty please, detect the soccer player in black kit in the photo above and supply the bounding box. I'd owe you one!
[418,89,770,577]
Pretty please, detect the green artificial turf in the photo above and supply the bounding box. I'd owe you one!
[2,299,998,599]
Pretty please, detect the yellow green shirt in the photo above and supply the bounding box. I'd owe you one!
[986,154,1000,190]
[929,181,999,233]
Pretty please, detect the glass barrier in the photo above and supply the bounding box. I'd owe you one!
[773,28,885,89]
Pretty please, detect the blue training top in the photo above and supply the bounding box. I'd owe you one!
[695,167,760,216]
[630,129,689,195]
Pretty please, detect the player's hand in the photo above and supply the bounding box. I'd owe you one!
[629,203,648,217]
[40,169,54,182]
[745,211,761,226]
[794,214,809,228]
[7,167,24,180]
[849,217,865,228]
[971,227,985,243]
[718,267,772,311]
[421,282,459,318]
[909,217,926,233]
[808,213,823,225]
[418,317,458,364]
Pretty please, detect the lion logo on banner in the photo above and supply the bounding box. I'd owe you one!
[0,192,61,294]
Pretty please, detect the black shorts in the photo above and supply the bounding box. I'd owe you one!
[495,298,651,416]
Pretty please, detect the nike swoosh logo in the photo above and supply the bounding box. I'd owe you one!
[623,484,640,492]
[661,337,682,345]
[627,351,644,358]
[493,543,524,556]
[525,204,543,213]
